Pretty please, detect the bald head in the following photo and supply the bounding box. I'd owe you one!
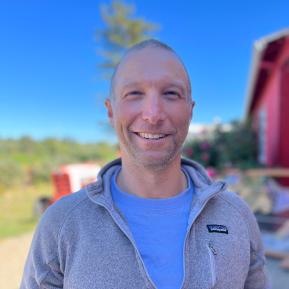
[109,39,192,102]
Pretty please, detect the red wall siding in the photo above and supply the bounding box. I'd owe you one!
[253,63,281,166]
[279,58,289,167]
[253,38,289,167]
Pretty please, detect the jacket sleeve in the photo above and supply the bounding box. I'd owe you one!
[243,203,269,289]
[19,205,64,289]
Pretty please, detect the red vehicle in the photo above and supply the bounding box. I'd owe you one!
[34,163,101,215]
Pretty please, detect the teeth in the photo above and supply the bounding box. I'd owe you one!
[138,132,166,139]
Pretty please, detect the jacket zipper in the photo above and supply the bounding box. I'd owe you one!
[208,241,217,255]
[180,183,225,289]
[207,242,217,286]
[96,201,158,289]
[92,181,225,289]
[180,201,212,289]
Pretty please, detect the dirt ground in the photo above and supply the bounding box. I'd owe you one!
[0,233,32,289]
[0,232,288,289]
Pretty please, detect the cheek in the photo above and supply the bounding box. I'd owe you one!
[113,103,138,129]
[170,105,192,126]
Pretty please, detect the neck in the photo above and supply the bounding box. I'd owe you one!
[117,156,187,199]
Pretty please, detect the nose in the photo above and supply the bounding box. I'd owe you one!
[142,92,165,124]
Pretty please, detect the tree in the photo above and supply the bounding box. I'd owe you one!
[96,0,159,77]
[183,120,259,170]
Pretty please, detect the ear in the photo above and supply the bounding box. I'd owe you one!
[105,98,114,127]
[190,100,195,120]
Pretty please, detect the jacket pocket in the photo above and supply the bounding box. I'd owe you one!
[207,242,217,287]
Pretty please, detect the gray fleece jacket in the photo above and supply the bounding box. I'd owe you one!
[20,158,268,289]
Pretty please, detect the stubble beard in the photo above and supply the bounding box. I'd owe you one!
[120,134,184,172]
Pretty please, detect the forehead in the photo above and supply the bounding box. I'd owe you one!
[113,47,189,90]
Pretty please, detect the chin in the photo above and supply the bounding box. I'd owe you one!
[134,151,179,171]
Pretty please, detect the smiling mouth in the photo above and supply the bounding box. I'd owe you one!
[134,132,168,140]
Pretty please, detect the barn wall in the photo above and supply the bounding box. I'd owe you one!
[278,39,289,169]
[252,37,289,167]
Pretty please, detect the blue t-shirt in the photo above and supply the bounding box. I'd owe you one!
[111,168,193,289]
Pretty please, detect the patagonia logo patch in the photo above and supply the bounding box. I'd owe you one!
[207,224,228,234]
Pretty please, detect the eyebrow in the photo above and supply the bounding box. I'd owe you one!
[119,81,142,90]
[119,79,188,93]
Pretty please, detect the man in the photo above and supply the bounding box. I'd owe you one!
[20,40,268,289]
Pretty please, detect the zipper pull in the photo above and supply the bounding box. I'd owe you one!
[208,241,217,255]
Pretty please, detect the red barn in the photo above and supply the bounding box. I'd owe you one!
[245,29,289,184]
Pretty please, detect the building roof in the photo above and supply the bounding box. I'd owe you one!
[186,122,232,142]
[244,28,289,118]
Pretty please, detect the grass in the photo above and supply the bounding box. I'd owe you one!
[0,182,52,240]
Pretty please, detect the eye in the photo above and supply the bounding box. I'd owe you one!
[129,91,143,95]
[164,90,180,100]
[123,90,143,100]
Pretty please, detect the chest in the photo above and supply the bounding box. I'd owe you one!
[185,212,251,289]
[60,210,250,289]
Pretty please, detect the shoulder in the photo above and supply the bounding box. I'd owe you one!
[215,190,261,245]
[23,188,92,273]
[216,190,249,211]
[44,188,88,218]
[35,188,90,241]
[217,190,256,223]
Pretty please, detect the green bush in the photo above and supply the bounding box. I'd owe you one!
[0,159,26,193]
[183,120,259,170]
[0,137,118,190]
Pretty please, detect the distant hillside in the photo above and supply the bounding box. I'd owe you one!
[0,136,118,191]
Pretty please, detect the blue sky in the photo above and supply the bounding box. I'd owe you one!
[0,0,289,143]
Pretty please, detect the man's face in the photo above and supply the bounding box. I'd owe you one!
[106,47,194,170]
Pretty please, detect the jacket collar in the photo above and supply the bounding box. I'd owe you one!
[86,158,227,209]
